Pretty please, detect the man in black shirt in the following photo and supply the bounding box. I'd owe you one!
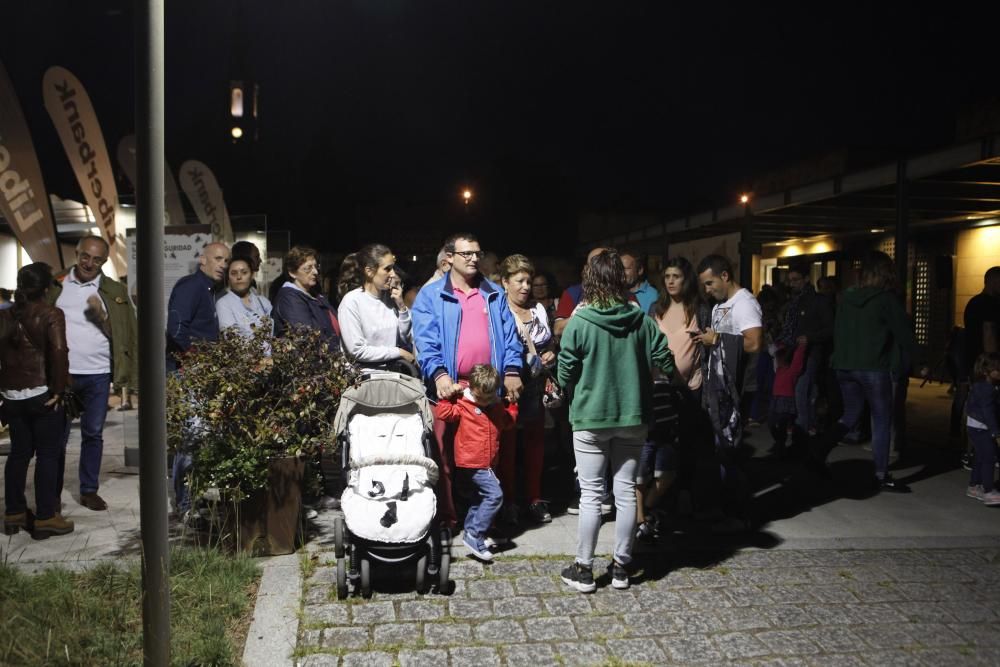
[964,267,1000,373]
[952,266,1000,437]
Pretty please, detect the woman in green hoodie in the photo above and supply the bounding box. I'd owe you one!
[824,251,915,493]
[557,250,675,593]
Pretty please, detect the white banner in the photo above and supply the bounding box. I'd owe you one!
[116,134,186,226]
[126,225,213,315]
[0,60,61,267]
[179,159,233,242]
[42,66,124,275]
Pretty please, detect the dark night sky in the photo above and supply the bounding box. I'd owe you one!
[2,1,997,256]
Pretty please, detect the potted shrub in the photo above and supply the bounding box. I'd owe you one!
[167,322,360,554]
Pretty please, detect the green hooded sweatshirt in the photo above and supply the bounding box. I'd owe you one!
[830,286,915,373]
[557,303,675,431]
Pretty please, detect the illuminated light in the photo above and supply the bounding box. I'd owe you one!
[972,218,999,228]
[412,255,418,261]
[231,126,244,139]
[230,84,244,118]
[740,193,750,205]
[780,245,803,258]
[462,189,472,202]
[870,228,885,234]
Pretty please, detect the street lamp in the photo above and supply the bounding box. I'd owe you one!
[462,189,472,205]
[739,193,750,205]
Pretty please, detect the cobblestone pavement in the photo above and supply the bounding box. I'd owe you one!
[294,545,1000,666]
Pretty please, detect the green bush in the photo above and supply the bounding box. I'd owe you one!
[167,323,360,501]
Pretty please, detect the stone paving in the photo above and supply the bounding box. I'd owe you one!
[295,545,1000,666]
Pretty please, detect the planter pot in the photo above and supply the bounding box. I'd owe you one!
[229,456,305,555]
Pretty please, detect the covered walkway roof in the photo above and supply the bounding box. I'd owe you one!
[585,133,1000,251]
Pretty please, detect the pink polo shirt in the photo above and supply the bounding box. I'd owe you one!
[454,285,491,377]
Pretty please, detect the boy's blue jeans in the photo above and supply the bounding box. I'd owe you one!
[456,467,503,542]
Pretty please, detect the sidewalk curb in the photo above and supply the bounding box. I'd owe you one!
[242,553,300,667]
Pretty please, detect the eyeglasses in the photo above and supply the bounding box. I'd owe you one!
[450,251,485,260]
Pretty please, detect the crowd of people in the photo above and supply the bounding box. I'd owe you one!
[2,230,999,596]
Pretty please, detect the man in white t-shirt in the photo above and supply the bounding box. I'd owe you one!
[50,236,137,512]
[694,255,762,451]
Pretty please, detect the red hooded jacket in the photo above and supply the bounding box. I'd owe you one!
[435,389,517,468]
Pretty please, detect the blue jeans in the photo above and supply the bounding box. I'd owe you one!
[456,467,503,542]
[3,393,67,519]
[65,373,112,495]
[172,451,194,512]
[573,425,646,567]
[836,369,892,478]
[969,428,997,493]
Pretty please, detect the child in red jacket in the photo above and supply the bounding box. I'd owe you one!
[434,364,517,562]
[769,336,808,457]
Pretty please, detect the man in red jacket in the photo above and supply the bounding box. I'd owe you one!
[434,364,516,561]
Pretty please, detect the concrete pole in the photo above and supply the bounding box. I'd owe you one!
[895,160,910,309]
[135,0,170,664]
[739,204,757,289]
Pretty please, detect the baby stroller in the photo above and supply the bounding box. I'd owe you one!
[332,369,451,598]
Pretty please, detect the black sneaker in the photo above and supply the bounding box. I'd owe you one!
[878,475,912,494]
[528,501,552,523]
[561,561,596,593]
[608,561,630,590]
[961,452,974,471]
[566,498,580,515]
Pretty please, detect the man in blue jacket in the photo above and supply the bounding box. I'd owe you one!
[412,232,523,528]
[166,241,230,372]
[167,241,229,515]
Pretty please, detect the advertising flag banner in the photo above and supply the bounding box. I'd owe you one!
[117,134,186,225]
[0,60,61,267]
[42,66,124,275]
[178,159,233,241]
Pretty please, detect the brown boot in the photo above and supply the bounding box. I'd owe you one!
[33,513,74,539]
[3,510,34,535]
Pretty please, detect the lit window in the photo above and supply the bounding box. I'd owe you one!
[230,84,244,118]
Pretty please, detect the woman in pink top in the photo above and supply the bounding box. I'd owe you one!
[635,257,705,535]
[650,258,703,392]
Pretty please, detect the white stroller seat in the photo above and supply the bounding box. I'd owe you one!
[342,412,438,544]
[347,413,426,465]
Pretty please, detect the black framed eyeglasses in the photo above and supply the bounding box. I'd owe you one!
[451,251,485,260]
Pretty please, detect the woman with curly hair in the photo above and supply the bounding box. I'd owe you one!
[557,249,675,593]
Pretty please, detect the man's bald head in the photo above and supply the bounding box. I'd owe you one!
[199,242,230,283]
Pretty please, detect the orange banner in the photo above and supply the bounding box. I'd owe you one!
[42,66,124,275]
[0,60,61,267]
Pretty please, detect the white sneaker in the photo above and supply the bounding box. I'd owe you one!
[967,485,985,501]
[983,490,1000,506]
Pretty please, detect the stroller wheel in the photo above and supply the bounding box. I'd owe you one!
[360,556,372,598]
[336,555,348,600]
[334,516,346,559]
[437,526,452,595]
[438,551,451,595]
[415,553,428,594]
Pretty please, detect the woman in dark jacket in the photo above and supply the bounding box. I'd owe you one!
[0,263,74,538]
[272,245,340,348]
